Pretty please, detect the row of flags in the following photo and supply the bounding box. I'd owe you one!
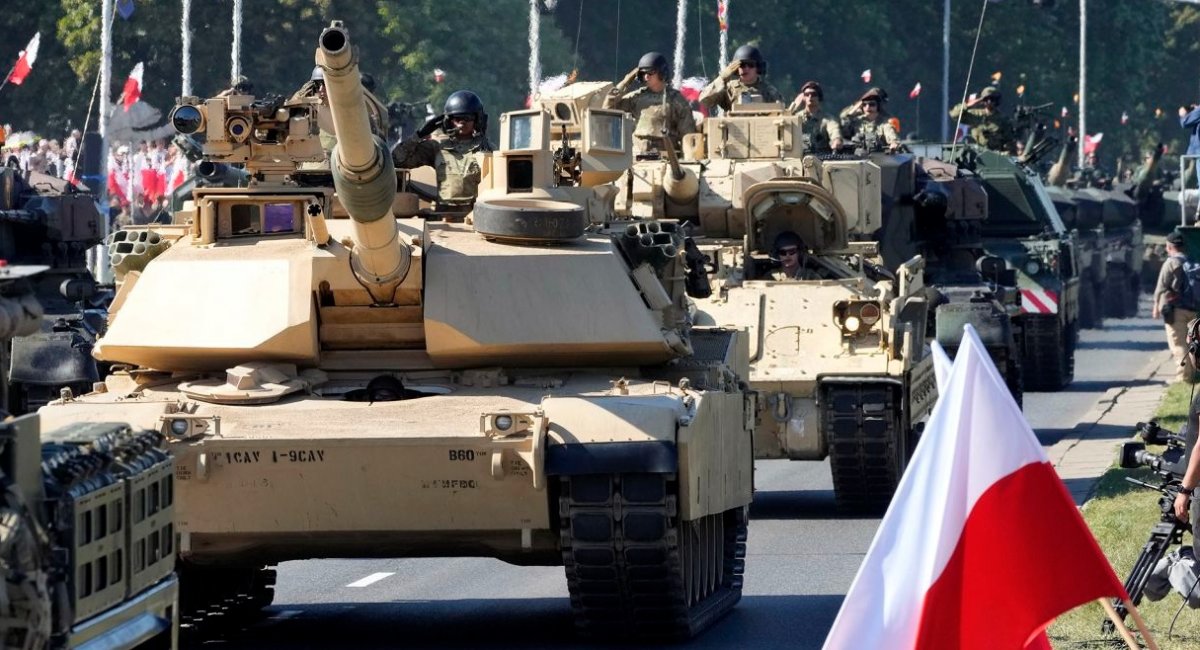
[4,32,142,112]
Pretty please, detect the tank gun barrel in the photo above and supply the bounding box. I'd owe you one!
[314,21,409,303]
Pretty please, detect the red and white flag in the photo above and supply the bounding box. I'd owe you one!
[122,62,144,111]
[860,69,872,84]
[909,82,921,99]
[433,68,446,84]
[1120,111,1129,125]
[6,32,41,86]
[1061,106,1069,118]
[823,325,1125,650]
[1084,132,1104,155]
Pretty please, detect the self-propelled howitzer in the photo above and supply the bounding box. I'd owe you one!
[39,21,755,640]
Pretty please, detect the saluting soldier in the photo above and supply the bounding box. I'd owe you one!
[392,90,494,210]
[843,88,900,153]
[699,45,783,113]
[788,80,843,154]
[604,51,697,156]
[949,86,1016,154]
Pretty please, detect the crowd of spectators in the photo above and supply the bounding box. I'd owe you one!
[1,126,194,225]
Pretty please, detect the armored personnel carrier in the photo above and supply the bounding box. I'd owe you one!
[613,102,937,512]
[0,166,107,413]
[39,23,754,640]
[0,265,178,649]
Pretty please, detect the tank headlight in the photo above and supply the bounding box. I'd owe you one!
[1024,260,1042,275]
[169,419,190,437]
[494,415,514,432]
[170,105,205,135]
[859,303,881,326]
[844,315,862,333]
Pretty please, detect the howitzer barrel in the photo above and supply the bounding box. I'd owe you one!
[315,21,408,302]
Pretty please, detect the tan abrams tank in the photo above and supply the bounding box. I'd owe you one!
[614,102,937,512]
[38,22,754,640]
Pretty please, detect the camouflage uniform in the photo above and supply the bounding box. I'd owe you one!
[604,87,697,155]
[699,77,784,113]
[392,133,494,208]
[793,108,843,154]
[948,103,1016,154]
[770,266,821,281]
[1155,252,1198,381]
[845,116,900,152]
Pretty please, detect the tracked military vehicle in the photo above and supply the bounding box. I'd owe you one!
[0,166,108,413]
[0,265,178,649]
[613,102,937,512]
[873,154,1023,405]
[39,22,754,640]
[911,145,1080,391]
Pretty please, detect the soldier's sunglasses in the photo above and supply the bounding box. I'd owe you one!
[778,247,800,256]
[738,61,757,69]
[862,101,879,107]
[448,115,475,123]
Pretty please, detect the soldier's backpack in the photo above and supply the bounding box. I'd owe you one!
[1180,260,1200,311]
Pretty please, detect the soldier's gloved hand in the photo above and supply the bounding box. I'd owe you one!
[722,60,742,80]
[417,114,444,138]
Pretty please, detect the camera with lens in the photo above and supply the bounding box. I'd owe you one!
[1119,421,1188,478]
[168,92,325,180]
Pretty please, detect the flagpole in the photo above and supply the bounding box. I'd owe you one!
[0,63,16,93]
[1099,602,1156,650]
[181,0,192,96]
[231,0,243,82]
[1122,597,1161,650]
[95,0,113,283]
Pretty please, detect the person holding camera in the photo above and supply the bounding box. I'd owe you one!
[1153,230,1198,383]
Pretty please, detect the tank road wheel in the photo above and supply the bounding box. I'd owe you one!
[559,473,747,641]
[179,562,277,639]
[1078,278,1101,329]
[1019,315,1074,391]
[823,384,908,514]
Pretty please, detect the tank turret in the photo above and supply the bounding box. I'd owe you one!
[316,21,410,304]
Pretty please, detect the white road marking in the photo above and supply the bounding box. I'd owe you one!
[346,572,395,588]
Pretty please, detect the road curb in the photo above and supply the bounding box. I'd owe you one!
[1046,347,1177,506]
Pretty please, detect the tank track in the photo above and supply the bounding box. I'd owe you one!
[559,473,746,641]
[823,383,906,514]
[179,562,276,643]
[1019,314,1075,391]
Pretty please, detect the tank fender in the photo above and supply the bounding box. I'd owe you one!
[10,332,99,385]
[543,395,683,476]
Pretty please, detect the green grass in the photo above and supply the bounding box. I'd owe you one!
[1049,382,1200,649]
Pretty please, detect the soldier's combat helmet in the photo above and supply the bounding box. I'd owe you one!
[310,66,325,82]
[978,86,1002,105]
[732,44,767,76]
[637,52,670,81]
[773,230,804,255]
[443,90,488,135]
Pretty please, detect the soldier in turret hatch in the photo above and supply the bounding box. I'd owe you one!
[949,86,1016,154]
[770,231,821,281]
[843,88,900,153]
[699,44,783,113]
[604,51,696,156]
[788,81,843,154]
[392,90,494,211]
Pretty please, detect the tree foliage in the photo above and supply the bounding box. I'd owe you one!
[0,0,1194,166]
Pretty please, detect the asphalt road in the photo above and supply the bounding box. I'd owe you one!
[199,313,1166,650]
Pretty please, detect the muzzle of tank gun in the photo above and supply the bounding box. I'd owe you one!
[316,21,409,304]
[658,134,699,205]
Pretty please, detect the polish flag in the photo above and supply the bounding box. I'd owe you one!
[823,325,1126,650]
[433,68,445,84]
[1061,106,1069,118]
[908,82,921,99]
[860,69,871,84]
[6,32,41,86]
[1120,111,1129,125]
[122,62,144,111]
[1084,132,1104,155]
